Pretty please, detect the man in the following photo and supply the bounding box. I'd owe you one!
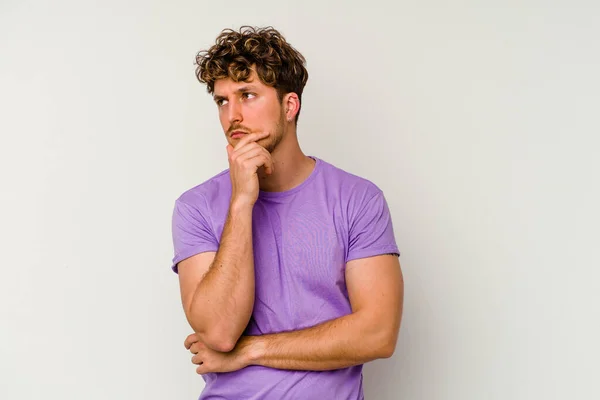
[170,26,404,399]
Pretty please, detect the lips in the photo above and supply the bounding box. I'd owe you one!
[230,131,248,139]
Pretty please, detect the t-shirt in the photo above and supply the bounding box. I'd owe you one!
[170,156,400,400]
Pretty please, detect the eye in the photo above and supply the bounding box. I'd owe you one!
[242,92,256,100]
[216,98,228,107]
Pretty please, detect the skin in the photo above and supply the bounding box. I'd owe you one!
[178,67,404,373]
[176,68,314,352]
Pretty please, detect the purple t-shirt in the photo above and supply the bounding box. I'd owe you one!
[171,157,400,400]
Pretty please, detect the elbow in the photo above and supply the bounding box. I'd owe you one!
[203,333,237,353]
[374,330,398,359]
[186,313,240,353]
[190,323,239,353]
[379,339,397,359]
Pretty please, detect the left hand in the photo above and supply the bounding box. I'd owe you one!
[184,333,250,374]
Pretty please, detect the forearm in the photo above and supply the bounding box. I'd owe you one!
[189,202,255,350]
[243,311,396,371]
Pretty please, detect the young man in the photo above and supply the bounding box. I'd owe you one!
[170,26,404,399]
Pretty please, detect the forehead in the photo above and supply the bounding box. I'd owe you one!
[213,70,270,95]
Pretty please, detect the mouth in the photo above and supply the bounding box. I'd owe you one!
[230,130,249,139]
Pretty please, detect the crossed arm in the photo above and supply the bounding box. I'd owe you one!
[179,252,404,374]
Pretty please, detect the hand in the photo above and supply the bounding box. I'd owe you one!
[226,132,274,208]
[184,333,251,374]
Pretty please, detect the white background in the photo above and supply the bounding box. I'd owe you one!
[1,0,599,399]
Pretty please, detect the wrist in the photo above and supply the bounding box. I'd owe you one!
[239,335,266,366]
[229,197,255,215]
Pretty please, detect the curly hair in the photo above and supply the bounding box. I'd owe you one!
[194,26,309,120]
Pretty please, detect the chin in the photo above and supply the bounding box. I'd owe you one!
[255,138,274,153]
[265,140,280,153]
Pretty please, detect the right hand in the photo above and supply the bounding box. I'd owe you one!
[227,132,274,208]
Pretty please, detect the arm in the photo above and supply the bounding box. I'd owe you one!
[188,254,404,373]
[242,254,404,371]
[177,132,274,353]
[178,202,255,353]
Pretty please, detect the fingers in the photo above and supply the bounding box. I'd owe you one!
[263,155,274,175]
[196,364,207,375]
[232,131,269,151]
[242,153,274,175]
[184,333,199,350]
[229,132,270,160]
[185,335,209,375]
[232,141,266,159]
[231,145,269,164]
[229,145,274,175]
[227,131,274,175]
[262,152,274,175]
[230,143,265,161]
[190,341,205,354]
[191,354,203,365]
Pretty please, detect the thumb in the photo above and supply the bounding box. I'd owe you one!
[226,144,233,158]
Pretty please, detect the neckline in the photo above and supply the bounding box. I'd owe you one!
[258,156,321,199]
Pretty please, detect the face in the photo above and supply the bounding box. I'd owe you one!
[213,69,286,153]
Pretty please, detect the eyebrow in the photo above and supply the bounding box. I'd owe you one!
[213,85,259,102]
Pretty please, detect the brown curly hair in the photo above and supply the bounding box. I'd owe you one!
[194,26,309,121]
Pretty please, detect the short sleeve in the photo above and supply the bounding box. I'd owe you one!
[170,198,219,273]
[347,190,400,262]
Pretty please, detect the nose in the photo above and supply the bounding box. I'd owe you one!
[227,99,243,125]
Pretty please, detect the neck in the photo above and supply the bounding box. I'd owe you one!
[257,129,315,192]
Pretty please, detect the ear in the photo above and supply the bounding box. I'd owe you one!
[283,92,300,122]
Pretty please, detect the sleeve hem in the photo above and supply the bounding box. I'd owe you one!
[346,247,400,263]
[171,245,219,273]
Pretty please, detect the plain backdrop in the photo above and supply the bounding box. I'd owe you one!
[1,0,599,399]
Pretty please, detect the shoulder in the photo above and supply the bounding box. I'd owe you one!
[175,169,232,210]
[316,158,398,257]
[316,158,384,202]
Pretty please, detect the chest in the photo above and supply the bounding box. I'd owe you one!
[248,199,352,330]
